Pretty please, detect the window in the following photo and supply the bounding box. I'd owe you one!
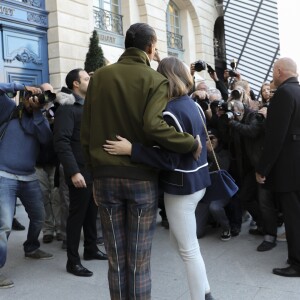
[94,0,120,14]
[167,1,180,36]
[166,1,183,52]
[93,0,123,35]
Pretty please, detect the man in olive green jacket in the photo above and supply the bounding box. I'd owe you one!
[81,23,200,300]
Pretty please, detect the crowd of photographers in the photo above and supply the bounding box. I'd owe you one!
[188,60,283,252]
[0,58,289,288]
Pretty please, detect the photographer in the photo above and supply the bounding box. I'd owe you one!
[223,100,265,238]
[0,82,53,289]
[35,83,62,244]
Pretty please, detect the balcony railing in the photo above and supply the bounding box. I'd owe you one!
[167,31,183,51]
[94,8,123,36]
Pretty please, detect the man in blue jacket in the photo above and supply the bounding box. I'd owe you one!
[0,83,53,288]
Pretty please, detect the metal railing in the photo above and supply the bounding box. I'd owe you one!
[93,7,123,36]
[167,31,183,50]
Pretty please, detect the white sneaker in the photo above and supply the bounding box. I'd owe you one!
[0,275,14,289]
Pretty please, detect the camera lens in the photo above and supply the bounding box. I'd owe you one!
[194,60,206,72]
[231,89,241,100]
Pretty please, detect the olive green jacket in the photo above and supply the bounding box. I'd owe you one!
[81,47,196,181]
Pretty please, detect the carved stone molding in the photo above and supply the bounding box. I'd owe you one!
[10,48,42,65]
[21,0,41,8]
[27,12,47,25]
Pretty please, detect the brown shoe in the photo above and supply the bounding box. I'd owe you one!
[43,235,54,243]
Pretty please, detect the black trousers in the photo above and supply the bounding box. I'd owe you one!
[278,191,300,272]
[239,172,262,227]
[67,184,98,264]
[258,185,278,238]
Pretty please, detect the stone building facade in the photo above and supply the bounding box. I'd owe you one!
[46,0,219,90]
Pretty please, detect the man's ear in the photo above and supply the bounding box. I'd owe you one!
[73,80,80,88]
[145,44,153,56]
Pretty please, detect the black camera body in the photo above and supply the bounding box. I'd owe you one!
[228,70,238,77]
[230,89,242,100]
[218,101,241,120]
[206,64,215,74]
[193,95,209,111]
[31,90,56,105]
[21,90,56,105]
[194,60,206,72]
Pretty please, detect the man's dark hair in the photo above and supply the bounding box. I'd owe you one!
[125,23,157,51]
[65,68,84,90]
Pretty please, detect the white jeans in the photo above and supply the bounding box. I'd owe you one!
[164,189,210,300]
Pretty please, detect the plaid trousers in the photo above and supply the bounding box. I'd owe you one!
[93,178,158,300]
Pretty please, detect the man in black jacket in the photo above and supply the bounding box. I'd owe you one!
[256,57,300,277]
[53,69,107,277]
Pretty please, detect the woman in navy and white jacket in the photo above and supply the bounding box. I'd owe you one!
[104,57,214,300]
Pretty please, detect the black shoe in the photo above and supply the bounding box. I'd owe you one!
[161,219,169,229]
[273,266,300,277]
[230,227,240,237]
[96,236,104,246]
[257,241,276,252]
[205,292,216,300]
[83,250,108,261]
[12,218,25,231]
[66,262,93,277]
[43,235,54,244]
[249,227,264,236]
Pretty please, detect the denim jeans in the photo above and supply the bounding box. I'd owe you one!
[0,176,44,267]
[209,198,231,230]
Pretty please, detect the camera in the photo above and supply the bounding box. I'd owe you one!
[218,101,241,120]
[228,59,238,77]
[30,90,56,105]
[194,60,206,72]
[193,94,210,111]
[21,90,56,105]
[230,89,242,100]
[218,101,232,112]
[228,70,238,77]
[206,64,215,74]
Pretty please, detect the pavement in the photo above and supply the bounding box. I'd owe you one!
[1,202,300,300]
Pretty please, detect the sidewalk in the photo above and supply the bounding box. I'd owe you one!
[1,203,300,300]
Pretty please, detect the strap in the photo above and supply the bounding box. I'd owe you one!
[197,105,220,171]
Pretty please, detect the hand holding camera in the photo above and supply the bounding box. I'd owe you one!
[25,86,42,96]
